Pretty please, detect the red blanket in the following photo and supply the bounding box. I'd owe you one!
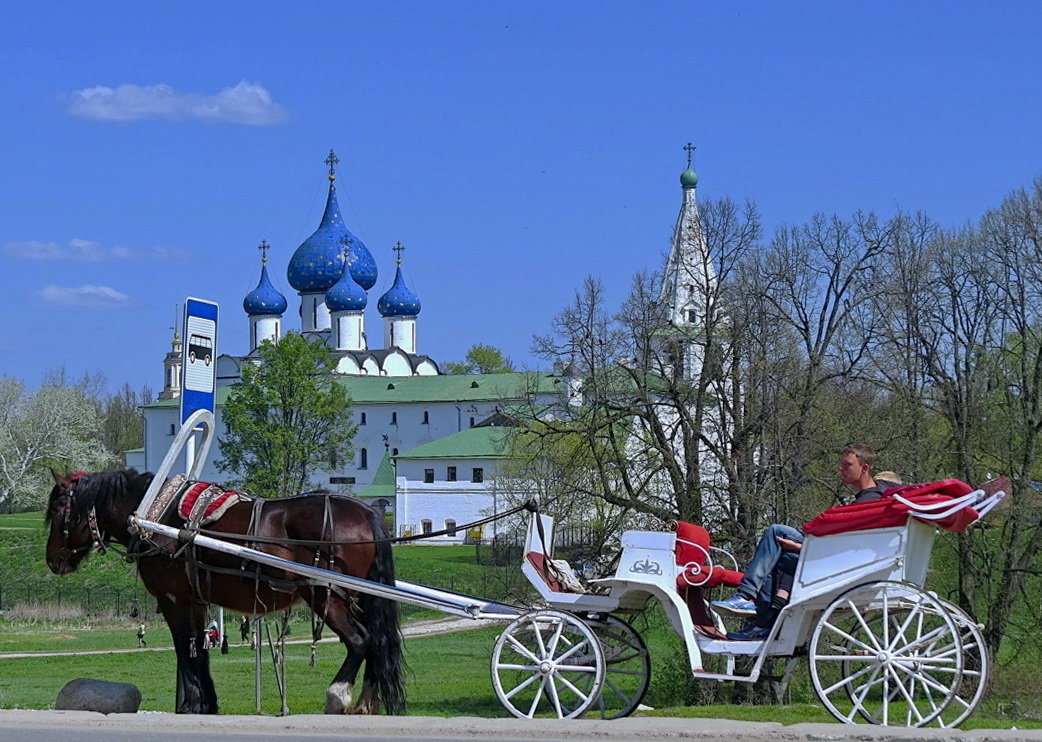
[804,479,979,537]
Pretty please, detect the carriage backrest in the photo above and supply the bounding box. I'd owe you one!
[673,521,744,589]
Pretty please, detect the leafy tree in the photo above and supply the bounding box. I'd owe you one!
[0,378,112,512]
[217,333,356,498]
[101,382,154,461]
[444,344,515,375]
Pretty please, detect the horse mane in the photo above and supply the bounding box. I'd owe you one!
[65,469,155,522]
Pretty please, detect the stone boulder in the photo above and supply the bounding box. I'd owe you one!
[55,678,142,714]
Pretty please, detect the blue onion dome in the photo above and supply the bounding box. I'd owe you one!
[377,245,421,317]
[243,241,288,316]
[287,150,378,292]
[347,237,378,291]
[325,260,367,312]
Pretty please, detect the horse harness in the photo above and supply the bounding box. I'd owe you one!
[138,476,349,611]
[58,472,108,560]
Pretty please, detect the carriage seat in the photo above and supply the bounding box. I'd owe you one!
[525,551,585,593]
[673,521,744,589]
[803,479,981,537]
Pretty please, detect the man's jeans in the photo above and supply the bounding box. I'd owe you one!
[736,523,804,607]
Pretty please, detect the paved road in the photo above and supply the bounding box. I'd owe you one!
[2,710,1042,742]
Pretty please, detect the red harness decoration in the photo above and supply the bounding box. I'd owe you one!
[178,481,251,526]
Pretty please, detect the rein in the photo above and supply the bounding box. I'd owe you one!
[191,499,540,548]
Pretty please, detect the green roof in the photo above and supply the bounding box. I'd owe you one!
[356,454,396,499]
[143,371,559,409]
[395,426,511,461]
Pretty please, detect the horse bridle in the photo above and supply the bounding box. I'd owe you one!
[57,472,107,560]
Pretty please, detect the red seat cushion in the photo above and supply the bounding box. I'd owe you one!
[804,479,980,537]
[674,521,744,588]
[526,551,565,593]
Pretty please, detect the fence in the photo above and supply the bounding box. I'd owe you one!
[0,581,157,621]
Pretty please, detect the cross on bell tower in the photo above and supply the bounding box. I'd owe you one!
[325,149,339,181]
[683,142,696,167]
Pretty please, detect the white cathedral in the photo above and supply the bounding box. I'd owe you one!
[131,149,716,541]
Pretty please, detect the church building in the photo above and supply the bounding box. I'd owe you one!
[134,148,715,540]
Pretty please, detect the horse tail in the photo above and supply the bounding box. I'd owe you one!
[360,506,407,715]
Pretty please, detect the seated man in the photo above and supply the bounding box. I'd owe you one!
[711,444,900,640]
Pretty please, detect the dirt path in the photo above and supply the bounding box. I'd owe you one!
[0,616,483,659]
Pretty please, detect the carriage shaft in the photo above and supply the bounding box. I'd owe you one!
[129,516,522,621]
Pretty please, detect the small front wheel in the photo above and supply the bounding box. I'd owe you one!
[491,609,605,719]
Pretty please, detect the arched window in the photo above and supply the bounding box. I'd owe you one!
[360,412,367,425]
[421,519,432,535]
[359,448,368,469]
[422,410,430,424]
[445,519,457,537]
[391,411,398,425]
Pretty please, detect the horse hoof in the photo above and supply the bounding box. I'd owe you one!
[325,682,353,714]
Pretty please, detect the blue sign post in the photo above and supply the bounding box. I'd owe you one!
[181,297,219,424]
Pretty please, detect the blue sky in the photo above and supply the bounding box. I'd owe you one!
[2,2,1041,393]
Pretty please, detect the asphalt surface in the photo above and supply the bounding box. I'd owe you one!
[3,710,1042,742]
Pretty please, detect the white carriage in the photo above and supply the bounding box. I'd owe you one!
[504,478,1008,726]
[133,411,1007,727]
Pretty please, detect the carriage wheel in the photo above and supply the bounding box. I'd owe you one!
[926,599,989,728]
[838,595,987,728]
[809,581,963,727]
[491,609,605,719]
[583,614,651,719]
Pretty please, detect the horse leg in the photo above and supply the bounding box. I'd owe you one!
[311,591,371,714]
[159,597,218,714]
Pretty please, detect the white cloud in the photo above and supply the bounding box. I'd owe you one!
[67,81,288,125]
[3,238,192,262]
[37,285,135,308]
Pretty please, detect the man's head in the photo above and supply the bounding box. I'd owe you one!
[839,444,876,489]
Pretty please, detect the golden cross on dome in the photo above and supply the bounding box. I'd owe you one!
[393,241,405,266]
[325,149,339,181]
[258,239,270,264]
[683,142,696,167]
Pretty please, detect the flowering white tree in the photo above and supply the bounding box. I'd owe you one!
[0,378,112,512]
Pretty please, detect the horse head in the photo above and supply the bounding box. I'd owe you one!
[45,470,98,575]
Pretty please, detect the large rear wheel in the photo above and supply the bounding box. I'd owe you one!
[809,581,962,727]
[491,609,605,719]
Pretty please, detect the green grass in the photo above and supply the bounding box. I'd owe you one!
[2,512,1042,727]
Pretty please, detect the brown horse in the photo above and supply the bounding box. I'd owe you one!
[44,468,404,715]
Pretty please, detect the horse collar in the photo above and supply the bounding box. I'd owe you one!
[86,504,107,555]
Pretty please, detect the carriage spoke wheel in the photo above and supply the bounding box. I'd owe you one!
[927,599,989,728]
[809,581,963,727]
[583,614,651,719]
[491,609,605,719]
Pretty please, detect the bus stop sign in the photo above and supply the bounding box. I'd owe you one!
[181,297,219,424]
